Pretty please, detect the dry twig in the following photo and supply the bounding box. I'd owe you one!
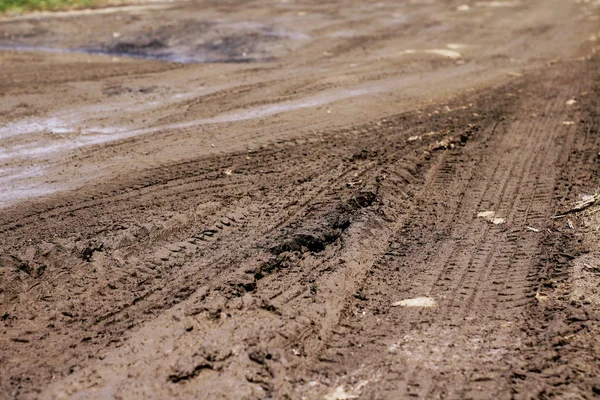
[552,193,600,218]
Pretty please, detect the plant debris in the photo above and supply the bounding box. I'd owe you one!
[553,193,600,218]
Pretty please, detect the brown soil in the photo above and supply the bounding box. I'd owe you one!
[1,0,599,399]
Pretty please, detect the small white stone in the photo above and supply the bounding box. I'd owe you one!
[391,297,437,307]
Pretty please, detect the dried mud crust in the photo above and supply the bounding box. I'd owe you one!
[1,59,600,399]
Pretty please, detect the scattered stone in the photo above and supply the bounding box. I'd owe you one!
[391,296,437,307]
[81,242,104,262]
[477,211,496,219]
[424,49,462,59]
[475,1,518,7]
[324,385,358,400]
[430,137,454,151]
[535,291,548,302]
[400,49,462,59]
[477,211,506,225]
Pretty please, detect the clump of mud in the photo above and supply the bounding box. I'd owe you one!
[271,191,377,255]
[247,191,379,282]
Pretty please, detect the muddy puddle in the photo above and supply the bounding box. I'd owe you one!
[0,63,479,168]
[2,0,600,398]
[0,82,384,164]
[0,165,60,206]
[0,9,309,63]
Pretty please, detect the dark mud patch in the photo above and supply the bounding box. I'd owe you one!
[88,19,288,63]
[93,33,276,63]
[270,191,377,255]
[108,39,167,56]
[253,191,378,281]
[0,15,303,63]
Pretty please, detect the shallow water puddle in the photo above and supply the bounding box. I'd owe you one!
[0,83,383,164]
[1,64,480,166]
[0,19,309,64]
[0,165,58,207]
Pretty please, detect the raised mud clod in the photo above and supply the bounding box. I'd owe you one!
[270,191,377,255]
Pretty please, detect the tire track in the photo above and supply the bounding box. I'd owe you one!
[308,59,590,400]
[0,97,448,398]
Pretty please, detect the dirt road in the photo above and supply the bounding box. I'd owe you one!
[1,0,600,398]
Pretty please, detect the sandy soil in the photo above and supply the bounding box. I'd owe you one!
[1,0,600,398]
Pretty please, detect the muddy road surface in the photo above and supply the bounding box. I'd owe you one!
[1,0,600,399]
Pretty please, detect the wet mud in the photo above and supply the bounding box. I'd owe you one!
[1,0,599,398]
